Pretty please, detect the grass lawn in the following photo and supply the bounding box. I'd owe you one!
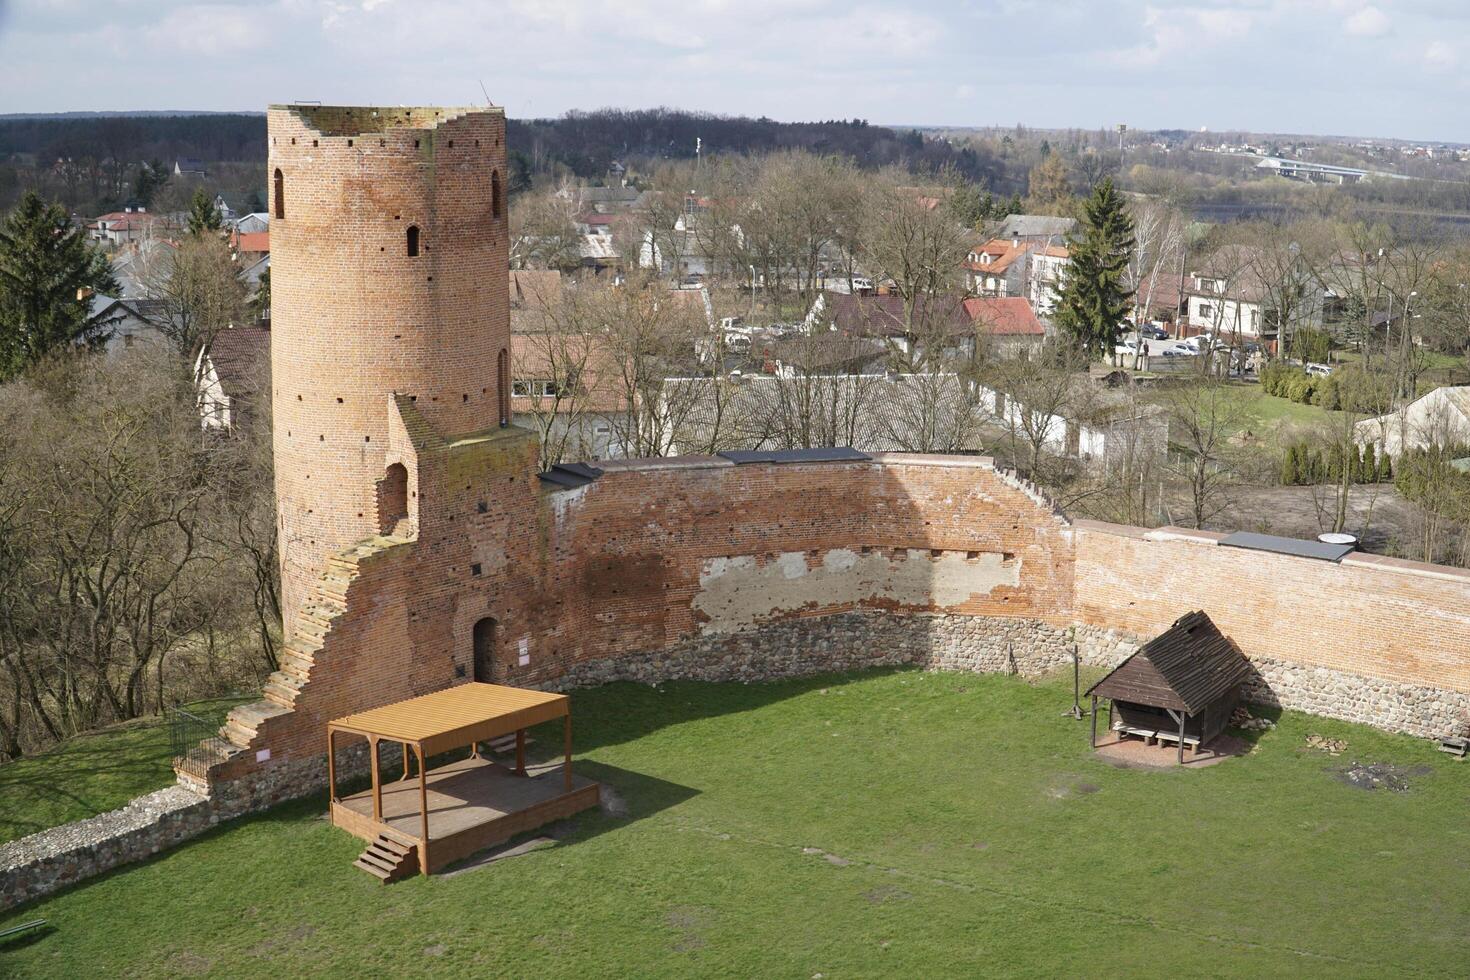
[0,698,245,846]
[2,670,1467,977]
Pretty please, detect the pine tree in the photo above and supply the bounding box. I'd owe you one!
[1053,178,1135,359]
[187,187,222,235]
[0,192,119,380]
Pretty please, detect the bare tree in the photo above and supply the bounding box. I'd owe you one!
[1162,380,1246,529]
[139,231,248,359]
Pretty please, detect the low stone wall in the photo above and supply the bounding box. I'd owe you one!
[0,787,214,911]
[0,743,377,913]
[1244,657,1470,739]
[553,611,1140,688]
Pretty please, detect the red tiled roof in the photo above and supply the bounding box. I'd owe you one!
[230,230,269,253]
[964,238,1036,275]
[962,297,1045,336]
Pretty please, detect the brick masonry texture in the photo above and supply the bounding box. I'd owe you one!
[268,105,511,627]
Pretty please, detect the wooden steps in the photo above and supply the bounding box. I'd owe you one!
[353,834,419,882]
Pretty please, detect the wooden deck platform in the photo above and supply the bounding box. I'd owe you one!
[332,756,599,873]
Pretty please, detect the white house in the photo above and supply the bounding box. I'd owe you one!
[1355,386,1470,457]
[1026,245,1069,316]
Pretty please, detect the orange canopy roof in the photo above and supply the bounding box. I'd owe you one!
[329,682,568,755]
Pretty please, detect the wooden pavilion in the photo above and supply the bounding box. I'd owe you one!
[1086,611,1252,764]
[327,683,600,880]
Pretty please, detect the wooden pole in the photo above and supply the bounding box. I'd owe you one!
[369,736,382,821]
[1177,711,1186,766]
[1090,695,1098,748]
[515,728,527,776]
[563,714,573,792]
[326,728,337,805]
[416,743,430,875]
[401,741,410,781]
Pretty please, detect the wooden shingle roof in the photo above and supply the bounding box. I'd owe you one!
[1085,611,1250,714]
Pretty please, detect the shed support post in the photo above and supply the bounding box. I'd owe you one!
[563,714,573,792]
[326,728,337,805]
[415,743,430,875]
[515,728,527,776]
[369,736,382,821]
[1090,695,1098,748]
[1177,711,1186,766]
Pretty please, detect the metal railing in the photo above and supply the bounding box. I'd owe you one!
[167,704,233,776]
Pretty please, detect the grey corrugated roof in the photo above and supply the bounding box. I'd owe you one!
[996,214,1076,239]
[1086,610,1250,714]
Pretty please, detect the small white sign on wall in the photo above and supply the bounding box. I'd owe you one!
[255,748,271,763]
[518,637,530,667]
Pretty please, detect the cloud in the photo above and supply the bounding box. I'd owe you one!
[1343,5,1390,36]
[1424,40,1458,70]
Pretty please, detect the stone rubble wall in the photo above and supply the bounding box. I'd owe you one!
[0,744,377,913]
[0,787,213,912]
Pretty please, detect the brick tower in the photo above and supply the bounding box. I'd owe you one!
[267,105,511,627]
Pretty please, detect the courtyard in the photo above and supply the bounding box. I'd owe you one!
[1,668,1467,977]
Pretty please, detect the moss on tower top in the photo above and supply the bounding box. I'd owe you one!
[270,104,502,137]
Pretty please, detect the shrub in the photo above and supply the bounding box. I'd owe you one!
[1290,327,1332,365]
[1361,443,1377,483]
[1311,374,1341,410]
[1281,444,1301,485]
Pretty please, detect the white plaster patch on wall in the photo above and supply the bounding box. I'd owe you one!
[693,548,1021,633]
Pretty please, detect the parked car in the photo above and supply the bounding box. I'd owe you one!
[1140,324,1170,341]
[1161,344,1195,357]
[1305,362,1333,377]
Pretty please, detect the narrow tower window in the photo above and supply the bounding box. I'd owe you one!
[497,348,510,427]
[273,168,285,220]
[491,170,502,220]
[406,225,420,257]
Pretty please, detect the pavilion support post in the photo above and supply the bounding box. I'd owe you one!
[515,728,527,776]
[369,737,383,821]
[326,728,337,805]
[1090,696,1098,748]
[563,714,573,792]
[401,741,410,781]
[415,743,430,875]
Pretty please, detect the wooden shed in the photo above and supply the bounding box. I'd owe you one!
[1086,611,1252,763]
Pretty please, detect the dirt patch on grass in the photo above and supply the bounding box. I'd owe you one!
[1094,734,1246,769]
[863,885,912,904]
[1332,762,1431,792]
[666,905,715,952]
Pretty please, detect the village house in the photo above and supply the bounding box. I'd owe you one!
[1355,386,1470,457]
[88,207,164,248]
[193,322,271,432]
[964,238,1034,298]
[1183,244,1322,346]
[1026,245,1070,316]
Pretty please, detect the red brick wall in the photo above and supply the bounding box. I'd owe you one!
[232,448,1076,772]
[1074,520,1470,695]
[268,105,510,626]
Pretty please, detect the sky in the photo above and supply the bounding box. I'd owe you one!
[1,0,1467,141]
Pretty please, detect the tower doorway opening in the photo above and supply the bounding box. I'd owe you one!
[378,462,408,534]
[473,617,498,683]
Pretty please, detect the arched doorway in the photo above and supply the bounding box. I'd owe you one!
[473,617,498,683]
[378,462,408,534]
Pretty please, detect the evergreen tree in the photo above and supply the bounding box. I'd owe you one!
[132,159,170,209]
[1053,178,1135,358]
[186,187,222,235]
[0,192,119,380]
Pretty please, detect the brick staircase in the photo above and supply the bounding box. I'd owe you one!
[175,535,407,783]
[353,833,419,882]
